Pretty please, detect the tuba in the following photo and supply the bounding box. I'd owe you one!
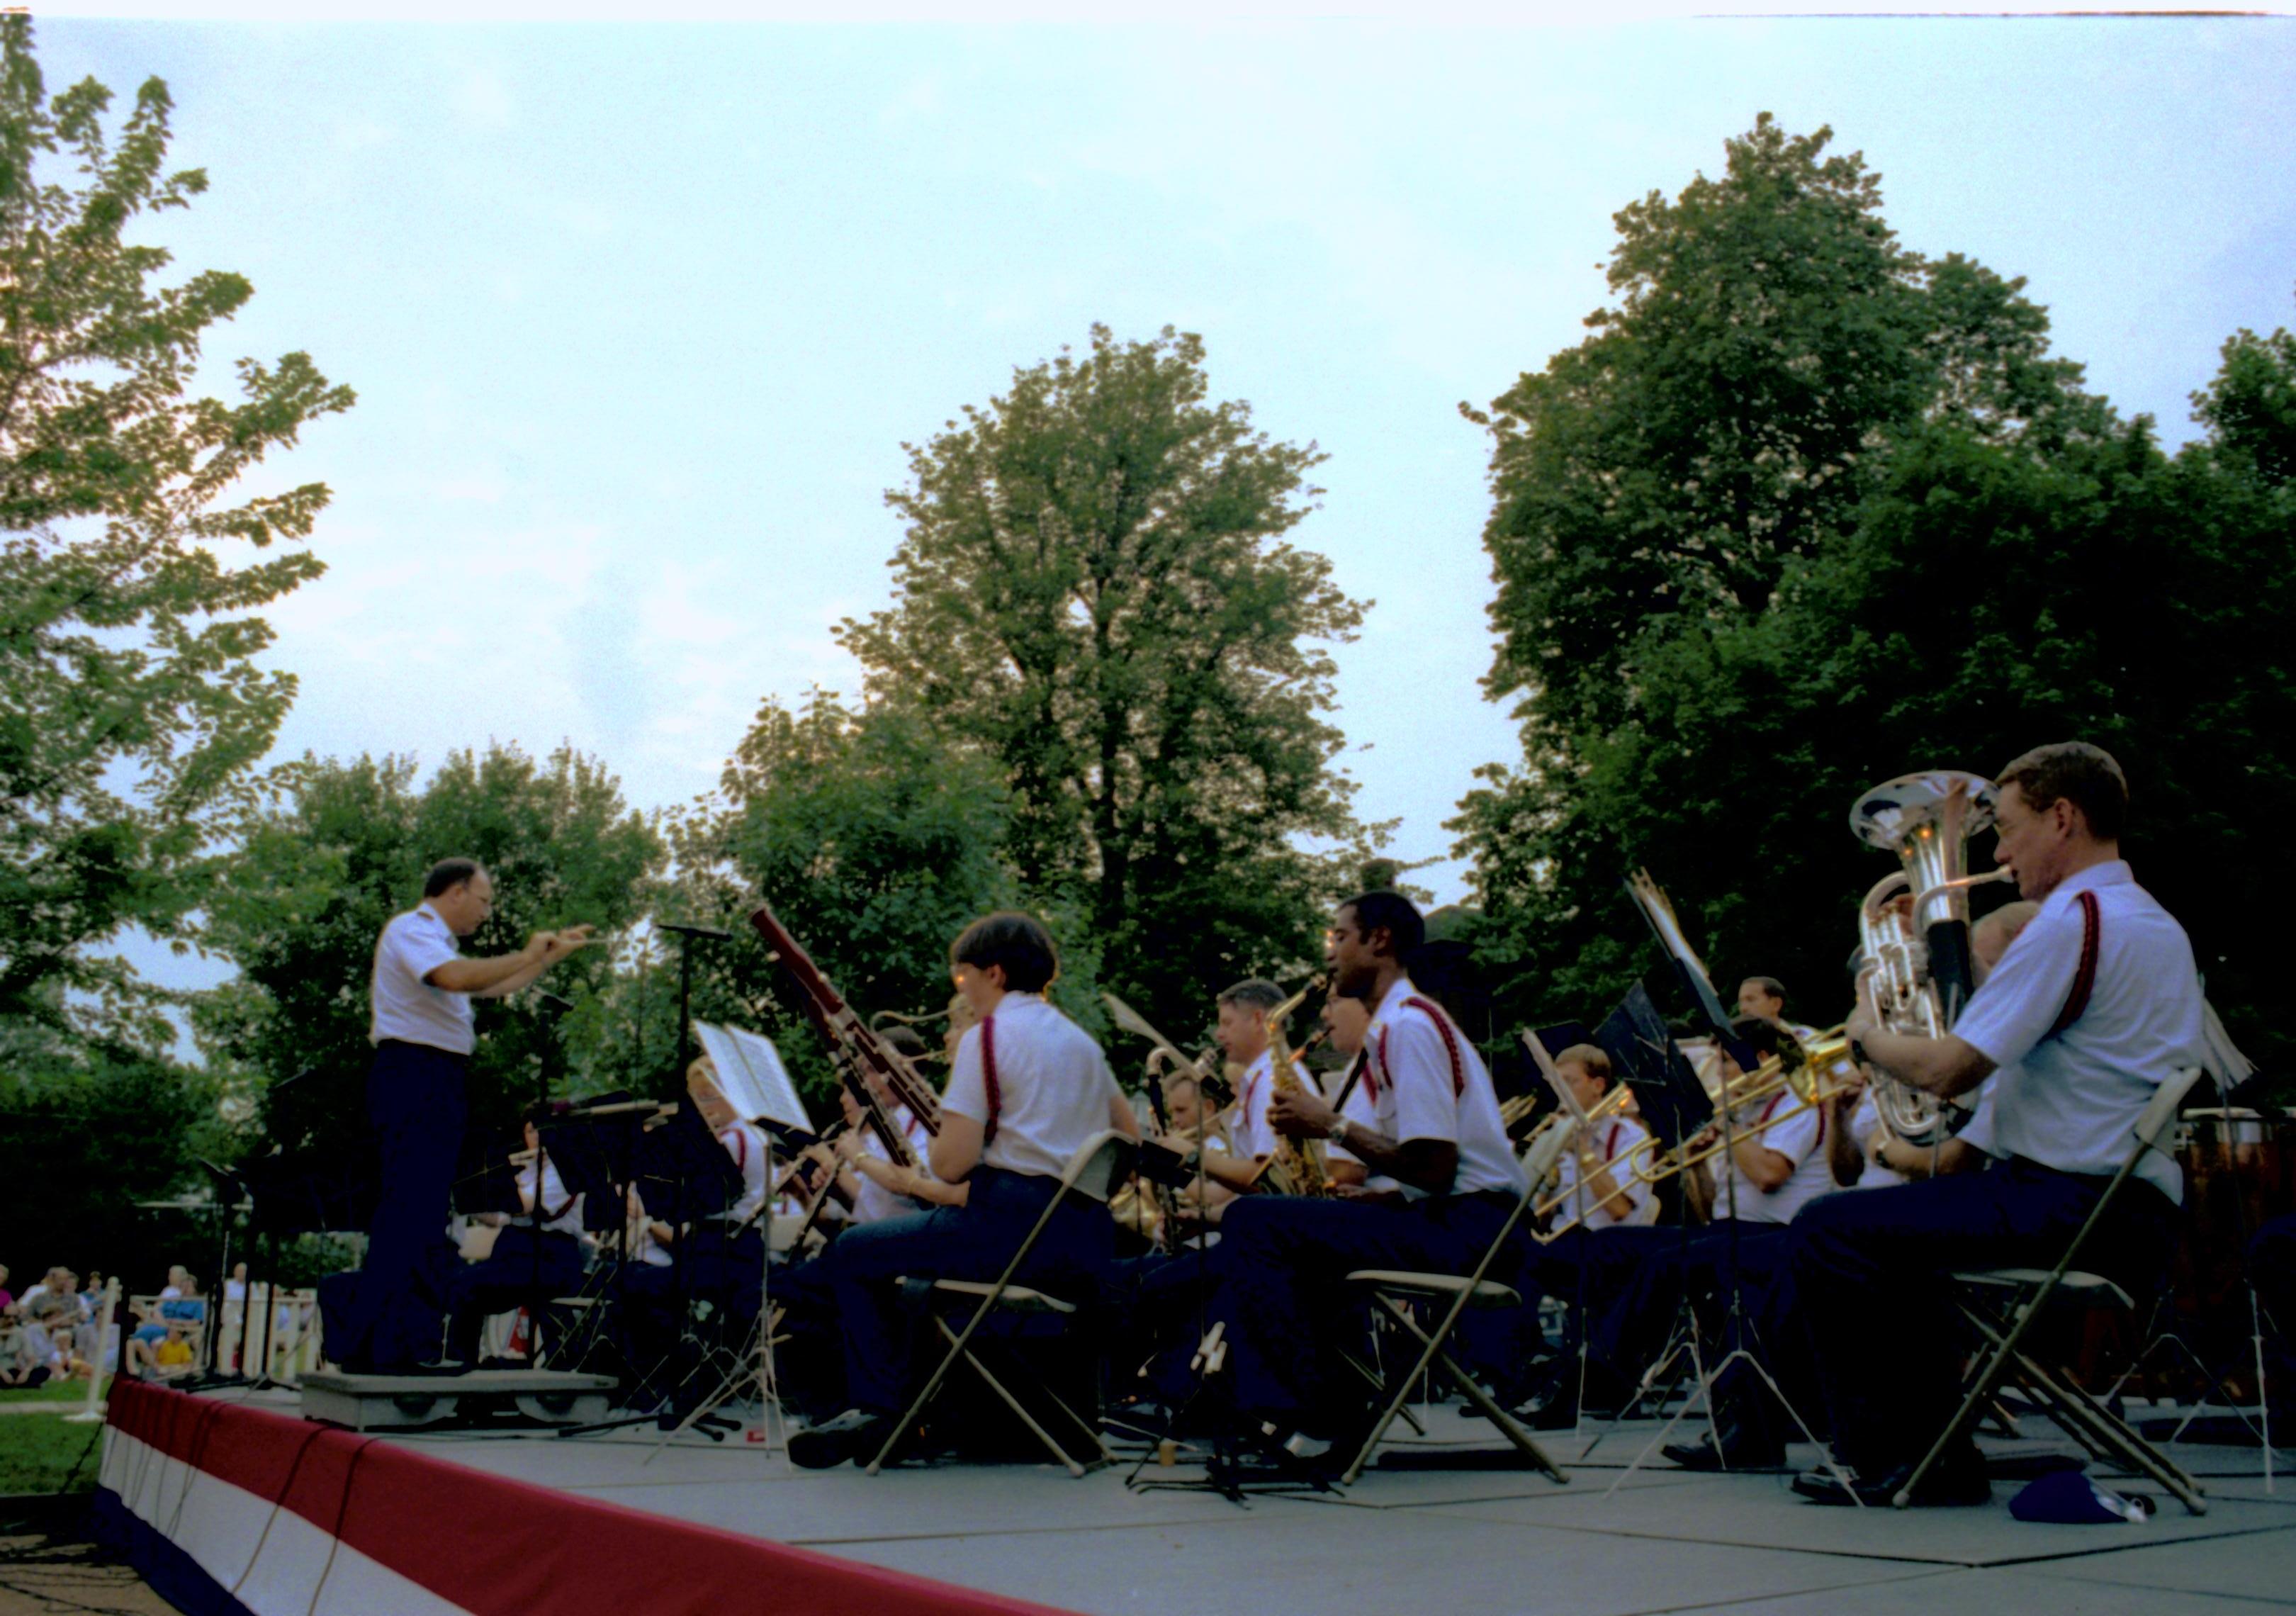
[1848,770,2013,1146]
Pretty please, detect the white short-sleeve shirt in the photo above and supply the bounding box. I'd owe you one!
[715,1118,772,1226]
[519,1157,585,1236]
[1232,1049,1296,1160]
[1549,1114,1657,1230]
[370,902,475,1055]
[1711,1090,1835,1224]
[943,993,1119,1179]
[1846,1095,1908,1189]
[1360,978,1527,1200]
[850,1111,935,1225]
[1951,861,2206,1203]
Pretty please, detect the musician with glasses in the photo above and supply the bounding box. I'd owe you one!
[322,856,593,1374]
[1198,891,1531,1466]
[1790,741,2207,1507]
[789,911,1137,1469]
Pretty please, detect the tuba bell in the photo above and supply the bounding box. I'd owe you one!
[1848,770,2013,1146]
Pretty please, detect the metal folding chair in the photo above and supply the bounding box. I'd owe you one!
[866,1129,1137,1477]
[1337,1122,1575,1486]
[1898,1065,2211,1512]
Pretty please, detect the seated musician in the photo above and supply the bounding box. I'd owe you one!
[1794,741,2207,1506]
[1737,975,1819,1045]
[1844,901,2038,1185]
[446,1106,588,1366]
[1151,980,1298,1203]
[788,911,1138,1469]
[1541,1045,1655,1233]
[1552,1019,1830,1442]
[1200,891,1529,1466]
[835,1036,968,1222]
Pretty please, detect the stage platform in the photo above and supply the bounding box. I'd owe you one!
[97,1380,2295,1616]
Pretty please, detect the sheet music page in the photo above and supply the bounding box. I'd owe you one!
[726,1023,816,1133]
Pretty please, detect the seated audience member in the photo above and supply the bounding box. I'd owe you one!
[0,1309,50,1389]
[150,1323,198,1381]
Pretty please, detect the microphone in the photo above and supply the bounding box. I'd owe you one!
[659,922,733,941]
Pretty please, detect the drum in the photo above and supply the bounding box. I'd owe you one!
[2168,1106,2296,1388]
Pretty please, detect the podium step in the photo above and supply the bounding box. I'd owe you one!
[300,1368,618,1431]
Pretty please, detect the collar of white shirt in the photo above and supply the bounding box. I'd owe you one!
[2048,859,2133,908]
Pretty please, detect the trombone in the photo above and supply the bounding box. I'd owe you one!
[1621,1026,1862,1186]
[1522,1084,1641,1239]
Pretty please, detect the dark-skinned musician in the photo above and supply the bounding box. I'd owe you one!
[1200,891,1529,1464]
[1791,741,2207,1506]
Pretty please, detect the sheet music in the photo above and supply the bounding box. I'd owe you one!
[694,1022,814,1135]
[1519,1028,1587,1125]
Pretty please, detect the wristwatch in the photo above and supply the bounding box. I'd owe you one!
[1325,1116,1349,1143]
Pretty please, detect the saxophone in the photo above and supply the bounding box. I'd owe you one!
[1255,980,1331,1199]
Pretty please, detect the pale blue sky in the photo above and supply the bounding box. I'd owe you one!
[41,15,2293,999]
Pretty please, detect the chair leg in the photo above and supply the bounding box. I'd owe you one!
[1341,1296,1565,1487]
[1338,1346,1425,1436]
[942,1322,1093,1478]
[2007,1344,2208,1515]
[1894,1283,2065,1509]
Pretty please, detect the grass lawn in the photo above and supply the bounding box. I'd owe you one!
[0,1379,113,1495]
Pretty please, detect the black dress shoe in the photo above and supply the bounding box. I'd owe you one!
[1792,1454,1992,1508]
[788,1408,894,1470]
[1662,1427,1784,1471]
[1529,1395,1582,1431]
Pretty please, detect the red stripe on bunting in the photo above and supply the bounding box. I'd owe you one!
[105,1381,1074,1616]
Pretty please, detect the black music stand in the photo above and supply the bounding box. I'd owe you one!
[1606,872,1855,1498]
[240,1146,380,1388]
[560,1099,745,1440]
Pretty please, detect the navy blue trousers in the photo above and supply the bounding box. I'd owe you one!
[1791,1157,2175,1474]
[1205,1192,1538,1435]
[819,1167,1113,1414]
[322,1040,468,1370]
[444,1228,586,1362]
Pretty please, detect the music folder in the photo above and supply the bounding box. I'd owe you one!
[694,1021,814,1136]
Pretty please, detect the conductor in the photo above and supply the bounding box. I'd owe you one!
[324,857,592,1373]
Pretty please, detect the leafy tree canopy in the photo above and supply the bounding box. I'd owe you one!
[196,744,662,1162]
[838,324,1378,1031]
[1458,113,2295,1073]
[0,16,351,1049]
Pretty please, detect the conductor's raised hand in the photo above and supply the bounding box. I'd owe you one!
[541,924,597,961]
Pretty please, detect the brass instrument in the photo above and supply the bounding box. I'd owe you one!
[1622,1026,1862,1186]
[1850,771,2015,1146]
[1523,1084,1640,1237]
[1103,992,1223,1091]
[1257,1009,1332,1198]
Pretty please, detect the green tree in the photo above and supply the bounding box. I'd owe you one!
[1455,116,2287,1068]
[0,1017,224,1289]
[196,744,662,1162]
[650,690,1086,1109]
[838,325,1373,1028]
[0,18,352,1048]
